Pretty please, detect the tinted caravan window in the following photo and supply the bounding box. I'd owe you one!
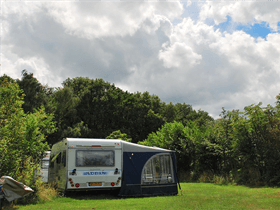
[62,150,66,167]
[142,154,174,184]
[76,150,114,167]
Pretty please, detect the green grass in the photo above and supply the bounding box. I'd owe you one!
[8,183,280,209]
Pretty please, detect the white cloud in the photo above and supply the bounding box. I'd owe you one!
[2,1,280,119]
[1,47,61,87]
[46,2,183,39]
[124,16,280,118]
[200,2,280,31]
[159,42,202,68]
[1,2,183,84]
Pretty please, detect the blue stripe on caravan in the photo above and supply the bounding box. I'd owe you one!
[83,172,108,176]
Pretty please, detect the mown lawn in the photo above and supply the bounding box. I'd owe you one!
[9,183,280,209]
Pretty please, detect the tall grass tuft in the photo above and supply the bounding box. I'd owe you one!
[179,170,237,185]
[35,179,58,203]
[198,171,215,183]
[212,174,235,185]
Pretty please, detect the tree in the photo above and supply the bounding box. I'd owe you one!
[106,130,132,142]
[61,121,91,138]
[16,70,54,114]
[141,121,211,177]
[209,108,238,175]
[0,79,56,187]
[231,103,280,185]
[53,77,165,143]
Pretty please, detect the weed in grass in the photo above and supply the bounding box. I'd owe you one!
[198,171,215,183]
[36,183,58,203]
[196,171,236,186]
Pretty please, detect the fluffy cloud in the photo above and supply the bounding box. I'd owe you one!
[2,1,280,119]
[159,42,202,68]
[200,2,280,31]
[46,2,183,39]
[1,2,182,84]
[123,16,280,118]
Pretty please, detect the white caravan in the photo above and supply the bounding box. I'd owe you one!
[48,138,122,192]
[39,151,51,183]
[48,138,179,196]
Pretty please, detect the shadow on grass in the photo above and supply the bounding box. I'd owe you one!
[63,189,121,200]
[1,201,20,210]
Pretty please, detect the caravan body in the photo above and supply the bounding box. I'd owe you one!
[39,151,50,183]
[48,138,122,192]
[49,138,178,196]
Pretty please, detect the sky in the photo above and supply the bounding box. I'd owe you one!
[1,1,280,119]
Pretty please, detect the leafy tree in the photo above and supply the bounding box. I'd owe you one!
[106,130,132,142]
[47,86,80,145]
[209,108,238,175]
[16,70,54,114]
[53,77,165,143]
[0,79,25,177]
[161,102,177,123]
[0,74,15,83]
[231,103,280,185]
[160,102,213,127]
[0,79,56,187]
[141,121,211,177]
[61,121,91,138]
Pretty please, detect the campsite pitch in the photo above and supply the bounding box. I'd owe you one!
[14,183,280,209]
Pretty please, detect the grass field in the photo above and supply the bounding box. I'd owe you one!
[5,183,280,210]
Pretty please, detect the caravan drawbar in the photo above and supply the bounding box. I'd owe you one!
[48,138,178,197]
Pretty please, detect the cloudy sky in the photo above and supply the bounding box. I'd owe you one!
[1,1,280,118]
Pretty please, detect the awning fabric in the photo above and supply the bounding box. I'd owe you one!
[1,176,33,202]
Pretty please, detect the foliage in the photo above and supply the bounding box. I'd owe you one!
[141,121,211,178]
[16,70,55,114]
[44,76,212,144]
[61,121,91,139]
[0,79,56,190]
[230,103,280,185]
[106,130,132,142]
[142,102,280,185]
[5,70,280,187]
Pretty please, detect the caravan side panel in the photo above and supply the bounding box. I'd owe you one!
[48,139,67,192]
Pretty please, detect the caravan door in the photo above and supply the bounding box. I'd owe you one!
[66,139,122,191]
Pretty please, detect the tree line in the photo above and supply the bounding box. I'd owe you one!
[141,104,280,186]
[1,70,280,187]
[1,70,211,145]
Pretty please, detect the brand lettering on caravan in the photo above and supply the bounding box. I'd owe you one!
[83,172,108,176]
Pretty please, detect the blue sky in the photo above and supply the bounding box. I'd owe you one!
[212,15,280,40]
[237,22,280,40]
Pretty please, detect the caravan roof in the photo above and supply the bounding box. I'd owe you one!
[65,138,172,153]
[122,141,172,153]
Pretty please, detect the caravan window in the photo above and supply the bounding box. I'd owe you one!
[76,150,114,167]
[56,152,61,164]
[62,150,66,167]
[142,154,174,185]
